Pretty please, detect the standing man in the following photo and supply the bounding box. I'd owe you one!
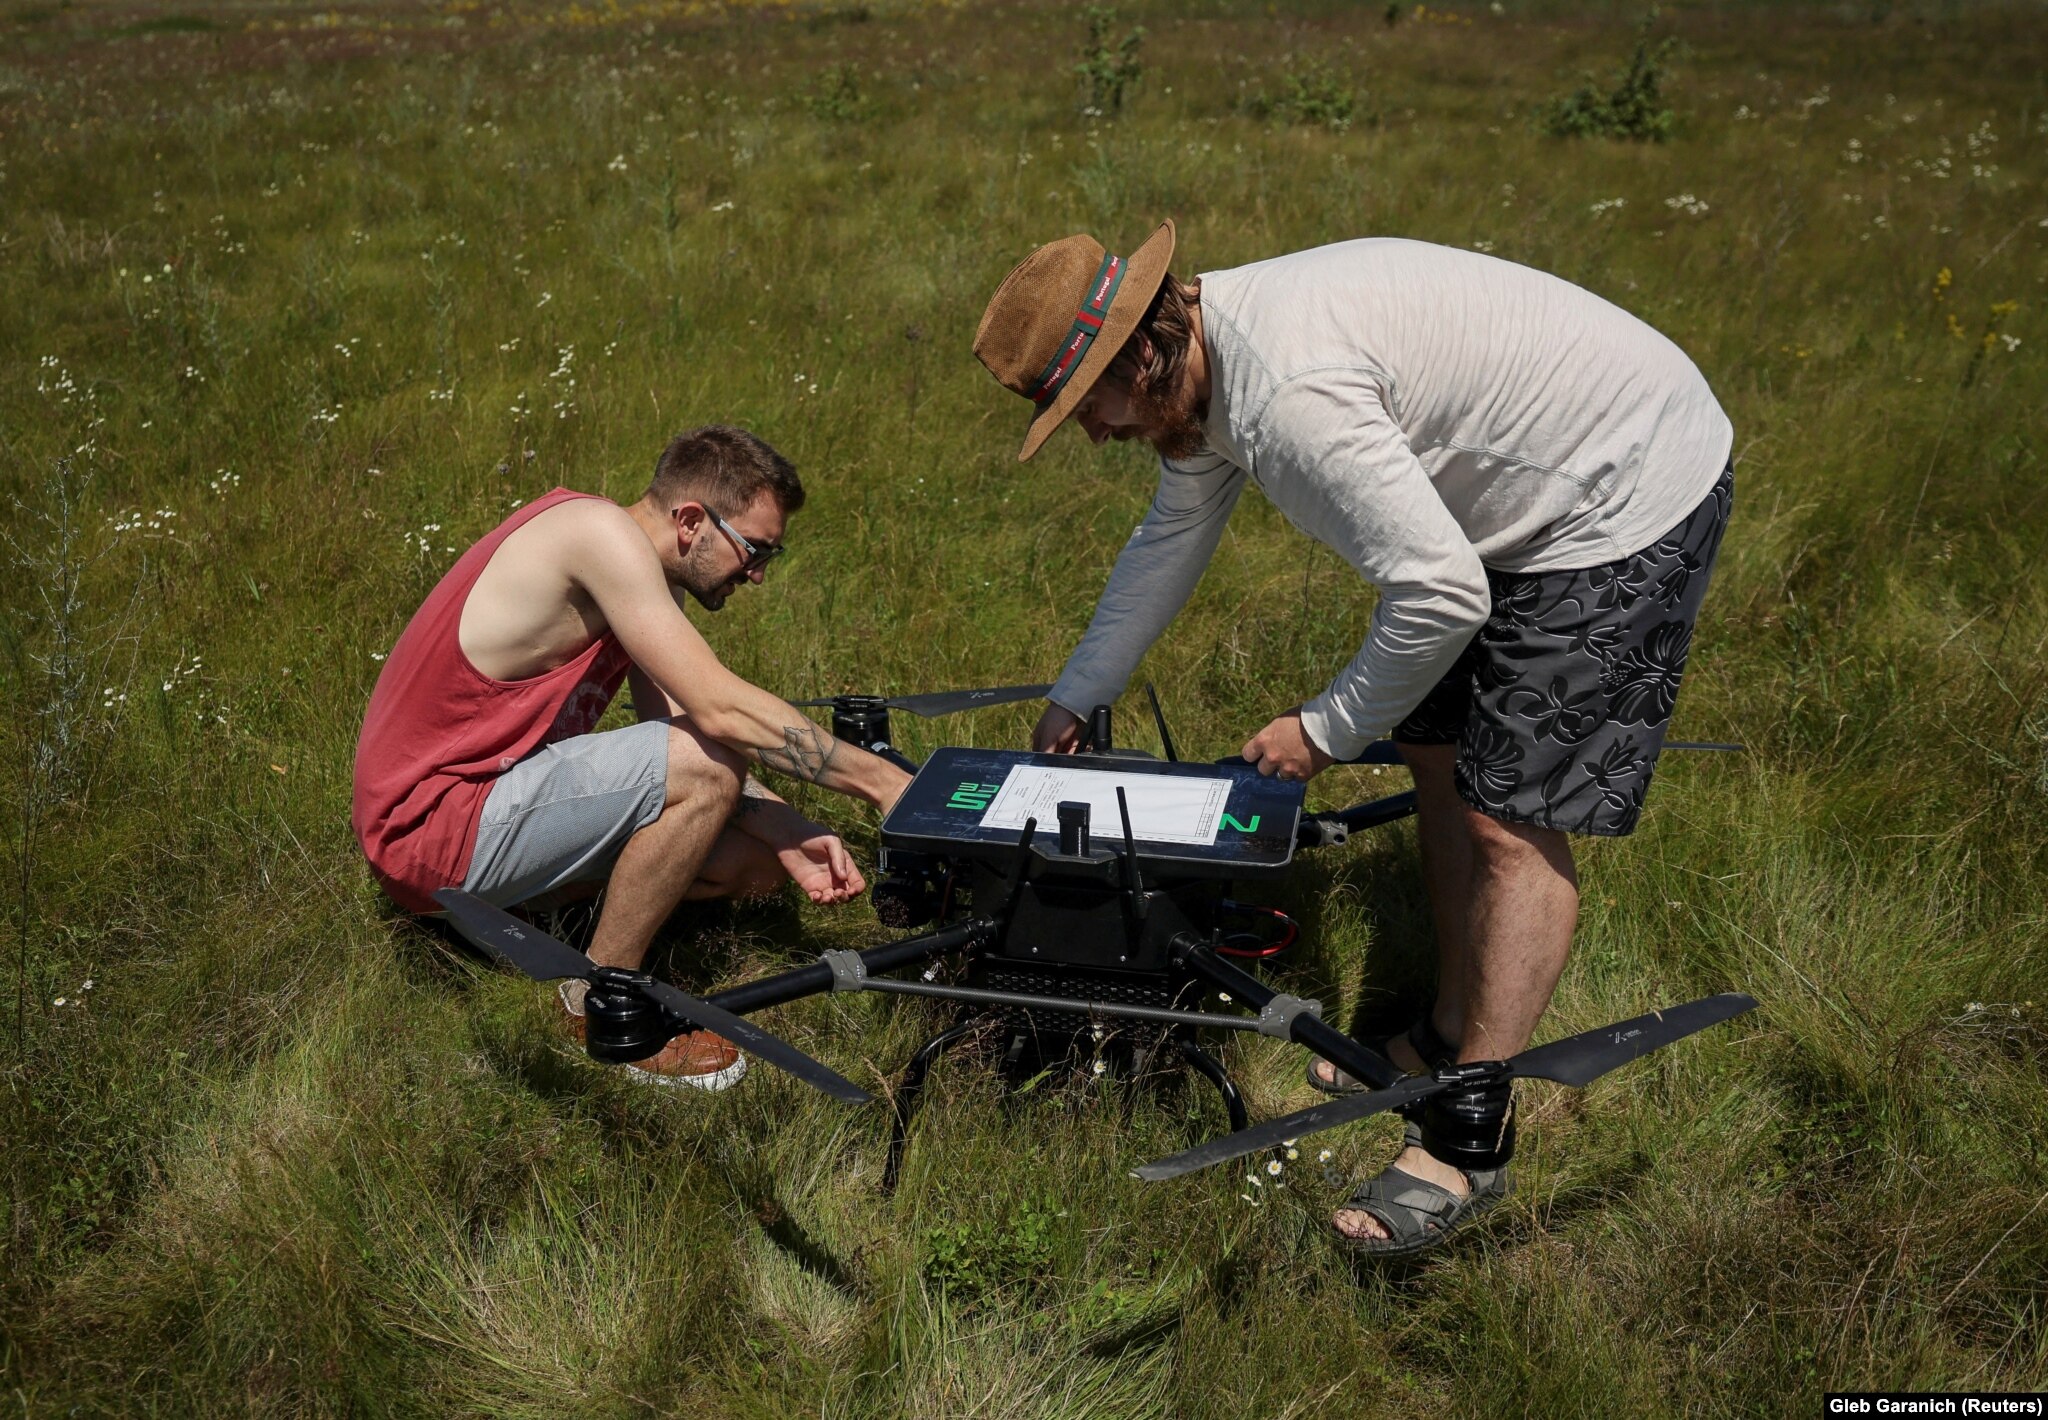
[973,223,1732,1255]
[354,426,910,1089]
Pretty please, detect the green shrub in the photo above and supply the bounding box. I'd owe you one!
[921,1196,1063,1301]
[798,63,870,122]
[1075,4,1144,117]
[1541,30,1677,141]
[1244,58,1362,130]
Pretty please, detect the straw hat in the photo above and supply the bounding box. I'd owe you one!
[973,219,1177,461]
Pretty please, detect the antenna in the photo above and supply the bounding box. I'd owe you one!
[994,816,1038,934]
[1115,787,1148,942]
[1143,683,1179,762]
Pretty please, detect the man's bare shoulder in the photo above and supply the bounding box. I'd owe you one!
[507,497,654,575]
[518,494,637,544]
[462,497,673,676]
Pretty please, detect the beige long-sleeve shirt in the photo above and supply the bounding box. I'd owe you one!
[1047,238,1733,761]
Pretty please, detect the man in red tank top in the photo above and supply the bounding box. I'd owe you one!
[353,426,911,1088]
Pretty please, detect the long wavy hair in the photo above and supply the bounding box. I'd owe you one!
[1110,271,1203,401]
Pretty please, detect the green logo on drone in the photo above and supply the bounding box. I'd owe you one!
[948,782,998,811]
[1220,813,1261,833]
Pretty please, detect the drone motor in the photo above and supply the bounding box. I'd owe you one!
[583,967,676,1064]
[826,696,894,757]
[1407,1064,1519,1171]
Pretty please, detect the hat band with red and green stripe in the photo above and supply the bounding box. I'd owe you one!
[1026,252,1127,411]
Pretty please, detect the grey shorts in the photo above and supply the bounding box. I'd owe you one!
[1393,464,1733,838]
[460,718,670,908]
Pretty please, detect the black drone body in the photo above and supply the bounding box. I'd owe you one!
[437,684,1755,1188]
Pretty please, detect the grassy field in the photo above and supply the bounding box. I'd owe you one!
[3,0,2046,1412]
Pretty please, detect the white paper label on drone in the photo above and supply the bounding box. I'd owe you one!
[979,767,1232,847]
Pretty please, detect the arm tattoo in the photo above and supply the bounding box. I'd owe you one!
[734,777,773,818]
[758,720,840,784]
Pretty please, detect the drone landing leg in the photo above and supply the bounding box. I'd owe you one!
[883,1019,984,1193]
[1177,1038,1249,1133]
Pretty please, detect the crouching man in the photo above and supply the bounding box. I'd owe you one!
[353,425,910,1088]
[974,223,1732,1256]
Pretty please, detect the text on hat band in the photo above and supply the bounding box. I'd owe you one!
[1026,252,1127,410]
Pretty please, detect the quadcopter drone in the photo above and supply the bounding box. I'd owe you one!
[436,683,1755,1187]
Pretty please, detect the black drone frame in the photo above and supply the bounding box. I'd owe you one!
[437,682,1756,1188]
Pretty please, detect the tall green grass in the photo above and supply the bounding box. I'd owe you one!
[3,0,2045,1412]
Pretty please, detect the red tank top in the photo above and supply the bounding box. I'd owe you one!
[352,488,634,912]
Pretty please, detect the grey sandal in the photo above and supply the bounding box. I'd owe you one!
[1332,1161,1512,1259]
[1305,1015,1456,1095]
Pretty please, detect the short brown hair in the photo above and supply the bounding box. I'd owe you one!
[1109,271,1203,396]
[646,425,805,515]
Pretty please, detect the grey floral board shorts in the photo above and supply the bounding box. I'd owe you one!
[460,718,670,908]
[1393,464,1733,838]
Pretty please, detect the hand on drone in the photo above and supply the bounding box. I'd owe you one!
[1032,703,1085,754]
[775,824,867,905]
[1242,708,1334,782]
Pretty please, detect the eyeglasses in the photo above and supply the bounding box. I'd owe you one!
[682,502,784,576]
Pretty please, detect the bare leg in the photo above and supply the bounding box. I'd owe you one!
[1397,742,1474,1049]
[1309,741,1469,1087]
[586,718,746,972]
[1455,812,1578,1062]
[1335,780,1579,1240]
[678,826,788,902]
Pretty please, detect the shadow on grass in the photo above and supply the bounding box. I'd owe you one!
[748,1188,864,1297]
[1079,1302,1186,1360]
[1508,1145,1661,1242]
[386,906,495,986]
[1280,824,1442,1043]
[648,892,813,989]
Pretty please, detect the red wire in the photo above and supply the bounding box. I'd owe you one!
[1212,904,1298,958]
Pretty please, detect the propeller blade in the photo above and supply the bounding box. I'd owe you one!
[435,890,874,1106]
[885,684,1054,718]
[1508,992,1759,1088]
[1131,1074,1441,1182]
[1133,992,1758,1182]
[436,888,595,982]
[786,685,1053,717]
[1666,740,1745,753]
[635,978,875,1105]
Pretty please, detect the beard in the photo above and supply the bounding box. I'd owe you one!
[676,538,737,612]
[1129,367,1208,462]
